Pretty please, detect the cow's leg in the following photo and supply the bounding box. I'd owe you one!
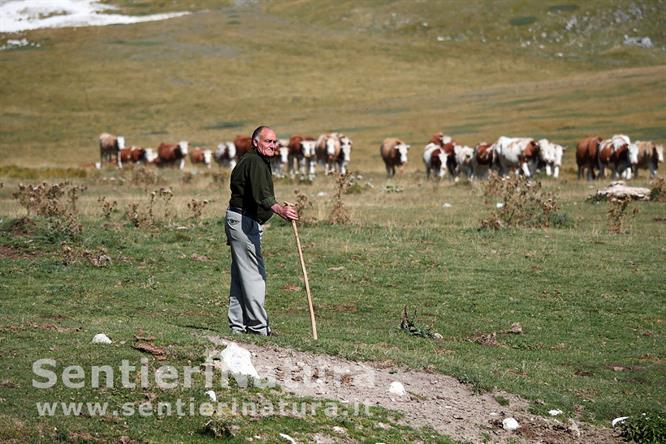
[553,165,560,178]
[545,164,552,176]
[179,158,185,170]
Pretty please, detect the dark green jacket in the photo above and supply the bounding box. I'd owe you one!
[228,149,276,224]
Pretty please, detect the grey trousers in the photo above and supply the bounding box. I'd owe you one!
[224,209,270,335]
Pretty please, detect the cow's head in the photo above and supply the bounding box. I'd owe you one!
[203,149,213,165]
[395,142,410,164]
[627,143,639,165]
[325,136,336,156]
[301,140,316,158]
[144,148,158,163]
[179,141,189,156]
[340,136,352,162]
[117,136,126,150]
[278,146,289,163]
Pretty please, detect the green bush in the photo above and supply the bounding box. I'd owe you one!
[618,413,666,444]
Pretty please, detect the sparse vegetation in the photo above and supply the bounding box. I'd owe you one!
[607,195,639,234]
[328,173,351,225]
[617,412,666,444]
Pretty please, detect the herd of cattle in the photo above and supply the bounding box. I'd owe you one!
[98,130,663,181]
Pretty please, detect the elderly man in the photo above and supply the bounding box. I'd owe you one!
[225,126,298,336]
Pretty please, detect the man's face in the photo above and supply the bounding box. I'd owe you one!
[255,128,278,157]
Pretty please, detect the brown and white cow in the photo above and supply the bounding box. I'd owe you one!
[215,142,237,169]
[429,132,454,147]
[380,138,410,177]
[635,141,664,178]
[287,135,317,178]
[423,142,447,179]
[536,139,566,178]
[157,141,189,170]
[119,146,148,165]
[472,142,497,179]
[576,136,602,180]
[494,137,540,177]
[453,144,474,179]
[598,134,638,179]
[316,133,352,175]
[270,139,290,177]
[98,133,125,169]
[189,147,213,168]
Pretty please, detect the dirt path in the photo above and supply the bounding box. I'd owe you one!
[206,336,621,443]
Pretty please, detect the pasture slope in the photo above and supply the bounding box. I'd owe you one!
[0,1,665,443]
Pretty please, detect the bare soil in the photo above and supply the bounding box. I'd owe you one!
[207,336,622,443]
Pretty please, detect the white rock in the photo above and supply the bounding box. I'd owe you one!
[442,203,452,208]
[496,202,504,208]
[205,390,217,402]
[612,416,629,427]
[549,409,563,416]
[279,433,297,443]
[220,342,259,381]
[388,381,406,396]
[92,333,112,344]
[332,426,346,434]
[316,192,328,197]
[502,417,520,431]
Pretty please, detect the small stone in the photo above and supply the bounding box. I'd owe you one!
[502,417,520,431]
[332,426,346,434]
[205,390,217,402]
[549,409,563,416]
[389,381,406,396]
[612,416,629,427]
[92,333,112,344]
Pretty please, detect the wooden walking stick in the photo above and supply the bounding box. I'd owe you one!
[286,203,318,340]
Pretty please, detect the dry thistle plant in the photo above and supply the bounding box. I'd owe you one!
[650,176,665,202]
[293,189,316,226]
[12,182,85,239]
[480,174,567,230]
[607,196,639,234]
[97,196,118,220]
[328,173,351,225]
[181,171,194,185]
[187,198,209,222]
[125,202,150,228]
[130,166,159,186]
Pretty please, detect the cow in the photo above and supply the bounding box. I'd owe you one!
[536,139,566,178]
[287,135,316,178]
[576,136,603,180]
[271,140,290,177]
[189,147,213,168]
[157,141,189,170]
[215,142,237,169]
[453,144,474,179]
[598,135,638,179]
[494,137,540,177]
[471,142,497,179]
[423,143,447,179]
[429,132,453,147]
[98,133,125,169]
[119,146,149,165]
[233,135,253,159]
[380,138,410,177]
[316,133,352,175]
[144,148,158,164]
[634,141,664,178]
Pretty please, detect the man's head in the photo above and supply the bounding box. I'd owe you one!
[252,125,278,158]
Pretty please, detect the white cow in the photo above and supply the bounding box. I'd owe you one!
[423,143,447,179]
[453,144,474,179]
[494,137,540,177]
[634,141,664,178]
[300,140,317,179]
[537,139,566,178]
[271,145,290,177]
[215,142,237,170]
[316,133,352,175]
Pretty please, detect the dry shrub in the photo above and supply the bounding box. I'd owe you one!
[209,171,227,185]
[97,196,118,220]
[293,189,316,225]
[328,173,351,225]
[650,176,665,202]
[61,242,112,267]
[125,187,175,228]
[608,196,639,234]
[480,173,569,230]
[400,306,441,339]
[187,198,209,222]
[12,182,85,239]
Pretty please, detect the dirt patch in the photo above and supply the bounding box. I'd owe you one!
[0,245,36,260]
[206,336,621,443]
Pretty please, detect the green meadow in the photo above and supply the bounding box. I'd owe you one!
[1,1,665,442]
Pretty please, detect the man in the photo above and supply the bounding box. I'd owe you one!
[225,126,298,335]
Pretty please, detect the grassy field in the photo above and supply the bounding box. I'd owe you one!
[1,0,665,442]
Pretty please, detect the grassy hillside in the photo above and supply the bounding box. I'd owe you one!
[0,0,664,171]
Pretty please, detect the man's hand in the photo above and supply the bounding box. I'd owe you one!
[271,202,299,221]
